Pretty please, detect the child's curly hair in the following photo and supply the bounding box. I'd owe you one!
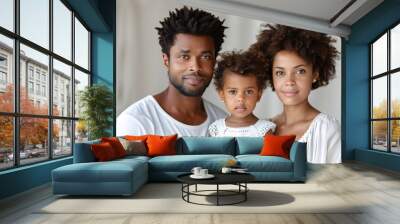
[249,24,339,90]
[214,51,269,91]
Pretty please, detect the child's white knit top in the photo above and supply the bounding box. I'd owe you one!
[208,119,276,137]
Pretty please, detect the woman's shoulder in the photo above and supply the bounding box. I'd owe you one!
[299,113,340,142]
[312,113,340,129]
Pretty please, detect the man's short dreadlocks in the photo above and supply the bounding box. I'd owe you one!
[155,6,226,56]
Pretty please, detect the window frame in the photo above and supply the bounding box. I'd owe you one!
[370,19,400,154]
[0,0,92,171]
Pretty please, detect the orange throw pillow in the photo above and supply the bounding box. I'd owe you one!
[91,142,117,161]
[146,134,178,157]
[260,134,296,159]
[124,135,151,141]
[101,137,127,158]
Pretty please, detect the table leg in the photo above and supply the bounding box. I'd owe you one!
[217,184,219,206]
[245,183,247,201]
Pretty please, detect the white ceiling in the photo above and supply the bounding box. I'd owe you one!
[227,0,352,23]
[179,0,384,37]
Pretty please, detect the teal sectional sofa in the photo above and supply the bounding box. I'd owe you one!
[52,137,307,196]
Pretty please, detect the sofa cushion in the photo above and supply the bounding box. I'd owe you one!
[101,137,127,158]
[52,162,144,183]
[91,142,118,161]
[124,135,150,141]
[118,138,147,156]
[177,137,236,155]
[147,134,178,157]
[53,157,148,182]
[260,135,296,159]
[235,137,263,155]
[148,154,235,172]
[236,155,293,172]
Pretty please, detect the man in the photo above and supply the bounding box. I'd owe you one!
[117,6,227,136]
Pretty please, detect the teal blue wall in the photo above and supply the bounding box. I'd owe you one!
[0,158,72,199]
[0,0,115,200]
[345,0,400,170]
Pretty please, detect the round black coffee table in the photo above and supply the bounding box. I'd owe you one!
[177,173,255,206]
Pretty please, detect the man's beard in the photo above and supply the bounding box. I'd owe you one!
[168,72,211,97]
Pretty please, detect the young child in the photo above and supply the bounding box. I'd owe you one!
[208,51,276,137]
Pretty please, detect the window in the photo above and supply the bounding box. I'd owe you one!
[0,54,7,67]
[0,35,13,113]
[35,70,40,81]
[28,67,34,80]
[370,23,400,154]
[0,0,91,170]
[0,0,13,32]
[0,73,6,89]
[36,83,40,95]
[0,54,7,87]
[28,81,34,94]
[42,85,46,97]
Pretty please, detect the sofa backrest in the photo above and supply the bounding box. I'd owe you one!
[73,137,304,163]
[235,137,264,155]
[176,137,236,155]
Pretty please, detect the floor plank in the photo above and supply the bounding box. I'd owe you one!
[1,161,400,224]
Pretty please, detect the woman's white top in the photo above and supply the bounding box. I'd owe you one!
[208,119,276,137]
[298,113,341,164]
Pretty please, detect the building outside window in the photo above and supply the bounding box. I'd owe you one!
[0,54,7,90]
[0,0,91,170]
[28,81,34,94]
[41,85,46,97]
[370,22,400,154]
[28,66,34,79]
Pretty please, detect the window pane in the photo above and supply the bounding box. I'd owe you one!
[372,77,387,119]
[0,0,14,31]
[372,121,388,151]
[372,33,387,76]
[20,0,49,49]
[53,0,72,60]
[391,120,400,153]
[0,116,13,170]
[74,18,89,70]
[75,120,88,143]
[20,44,49,115]
[53,119,72,158]
[20,117,49,165]
[391,72,400,118]
[74,69,89,118]
[53,59,72,117]
[0,34,14,112]
[391,24,400,70]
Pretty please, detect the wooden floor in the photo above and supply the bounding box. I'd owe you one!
[1,161,400,224]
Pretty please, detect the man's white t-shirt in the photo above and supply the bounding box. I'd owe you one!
[116,95,227,137]
[298,113,341,164]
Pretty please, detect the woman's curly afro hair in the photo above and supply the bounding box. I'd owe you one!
[155,6,227,56]
[214,51,269,91]
[249,24,339,90]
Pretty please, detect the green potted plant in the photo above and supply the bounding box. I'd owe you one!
[79,84,113,140]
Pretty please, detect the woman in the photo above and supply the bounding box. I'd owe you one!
[250,24,341,164]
